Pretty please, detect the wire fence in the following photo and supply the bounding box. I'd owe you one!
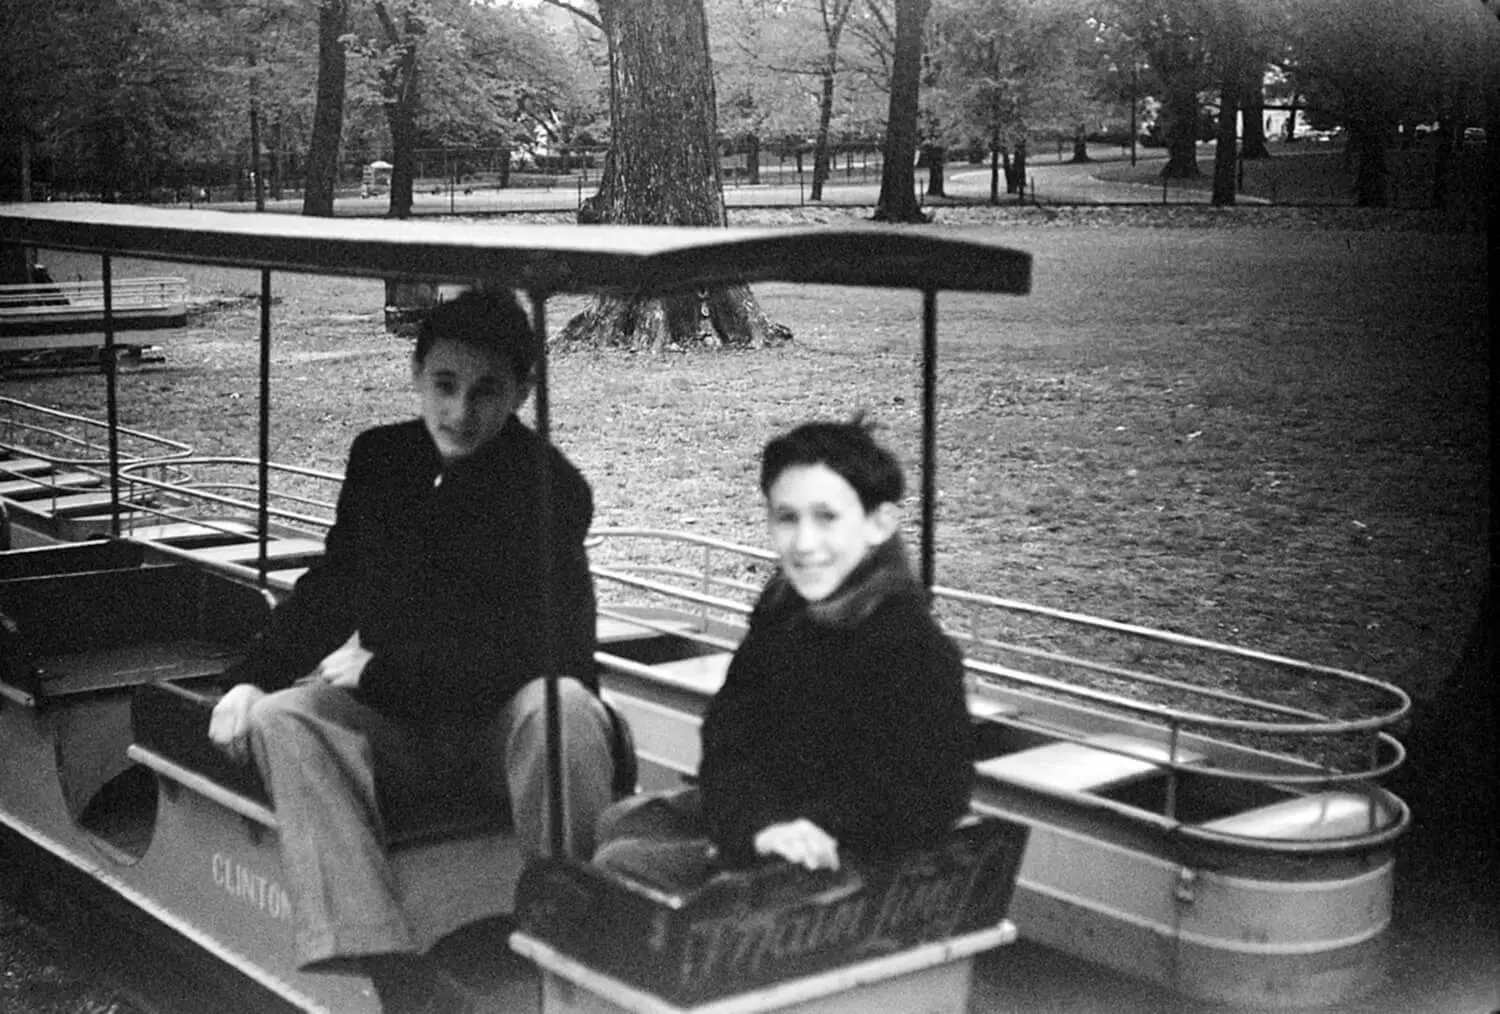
[20,139,1489,218]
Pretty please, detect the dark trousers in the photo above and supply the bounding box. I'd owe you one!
[593,787,721,894]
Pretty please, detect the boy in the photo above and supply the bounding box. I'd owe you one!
[210,288,615,1013]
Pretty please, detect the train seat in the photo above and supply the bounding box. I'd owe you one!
[7,490,123,517]
[0,471,104,498]
[130,680,511,846]
[596,613,705,645]
[1199,790,1390,841]
[649,651,733,696]
[0,456,54,476]
[975,733,1206,794]
[513,814,1031,1009]
[131,678,637,845]
[123,519,258,544]
[187,537,328,567]
[0,563,269,704]
[969,697,1021,722]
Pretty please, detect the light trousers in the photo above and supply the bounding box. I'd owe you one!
[246,677,614,968]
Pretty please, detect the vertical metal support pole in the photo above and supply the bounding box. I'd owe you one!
[257,269,272,586]
[530,292,565,859]
[920,289,938,591]
[103,255,121,537]
[700,542,711,630]
[1165,722,1181,821]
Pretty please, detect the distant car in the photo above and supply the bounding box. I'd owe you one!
[1463,127,1487,145]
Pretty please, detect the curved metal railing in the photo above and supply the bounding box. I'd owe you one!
[584,526,1411,851]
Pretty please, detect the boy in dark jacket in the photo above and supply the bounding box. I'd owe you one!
[594,419,972,886]
[209,289,614,1014]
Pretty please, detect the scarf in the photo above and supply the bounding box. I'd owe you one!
[754,535,924,630]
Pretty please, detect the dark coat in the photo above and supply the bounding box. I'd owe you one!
[224,416,596,726]
[697,540,973,866]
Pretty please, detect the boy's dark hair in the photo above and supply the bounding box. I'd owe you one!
[413,288,538,382]
[759,416,905,512]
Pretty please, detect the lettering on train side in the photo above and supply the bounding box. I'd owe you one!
[676,858,986,993]
[212,853,293,921]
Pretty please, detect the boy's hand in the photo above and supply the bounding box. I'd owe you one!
[754,818,840,871]
[209,683,266,764]
[311,631,372,689]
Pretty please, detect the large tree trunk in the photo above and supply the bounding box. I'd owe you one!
[1347,115,1388,207]
[745,133,761,185]
[988,140,1002,204]
[375,2,418,220]
[873,0,931,223]
[1160,80,1201,178]
[382,54,417,220]
[924,145,946,197]
[1069,124,1091,162]
[1240,69,1270,159]
[302,0,347,217]
[1211,61,1240,205]
[811,66,836,201]
[561,0,789,350]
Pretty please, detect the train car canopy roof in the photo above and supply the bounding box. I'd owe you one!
[1,203,1030,298]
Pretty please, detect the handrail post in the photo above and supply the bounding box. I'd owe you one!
[700,541,711,631]
[1164,721,1181,821]
[529,291,565,860]
[920,288,938,591]
[257,269,272,587]
[103,254,122,537]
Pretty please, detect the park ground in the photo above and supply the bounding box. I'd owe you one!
[2,175,1495,1013]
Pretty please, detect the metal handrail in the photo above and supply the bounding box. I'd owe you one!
[584,527,1412,767]
[0,276,187,315]
[1,395,193,469]
[114,457,342,532]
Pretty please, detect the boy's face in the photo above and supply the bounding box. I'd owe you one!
[412,337,529,463]
[766,463,897,602]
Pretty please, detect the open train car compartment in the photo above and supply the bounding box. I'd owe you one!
[0,201,1413,1010]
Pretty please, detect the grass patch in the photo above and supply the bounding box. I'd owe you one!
[3,208,1488,713]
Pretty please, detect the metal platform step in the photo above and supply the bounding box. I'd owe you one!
[975,733,1205,794]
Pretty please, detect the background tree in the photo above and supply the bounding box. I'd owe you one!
[872,0,932,222]
[303,0,349,216]
[805,0,859,200]
[552,0,791,349]
[1095,0,1212,178]
[1289,0,1492,206]
[929,0,1082,202]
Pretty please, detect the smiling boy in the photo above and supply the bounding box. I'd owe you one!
[209,288,615,1014]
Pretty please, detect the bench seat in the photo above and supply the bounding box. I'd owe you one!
[4,490,128,517]
[596,614,705,645]
[649,652,733,695]
[0,471,103,497]
[125,519,258,544]
[1199,790,1384,841]
[969,697,1021,722]
[975,733,1205,794]
[0,457,54,477]
[130,680,509,847]
[188,537,326,566]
